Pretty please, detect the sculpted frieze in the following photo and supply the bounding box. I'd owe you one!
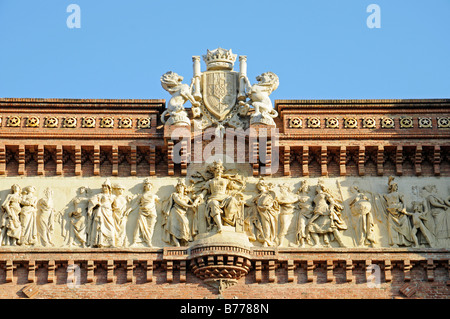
[0,171,449,249]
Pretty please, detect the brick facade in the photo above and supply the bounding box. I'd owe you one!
[0,97,449,300]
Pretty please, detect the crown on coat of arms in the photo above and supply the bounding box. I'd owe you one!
[202,48,237,70]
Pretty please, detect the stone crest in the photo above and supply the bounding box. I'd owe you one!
[161,48,280,130]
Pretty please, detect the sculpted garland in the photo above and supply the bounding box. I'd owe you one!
[0,165,449,249]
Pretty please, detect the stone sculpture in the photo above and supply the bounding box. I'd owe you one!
[239,72,279,126]
[36,187,55,247]
[19,186,38,246]
[0,184,22,246]
[130,179,160,247]
[409,199,435,247]
[277,183,300,247]
[382,177,414,247]
[112,183,132,247]
[161,48,280,132]
[160,71,200,126]
[190,160,245,235]
[252,178,279,247]
[349,186,376,247]
[87,179,116,248]
[0,175,449,249]
[306,181,347,247]
[295,180,313,247]
[60,186,90,247]
[161,179,194,247]
[421,185,450,247]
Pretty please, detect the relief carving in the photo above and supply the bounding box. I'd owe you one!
[0,184,22,246]
[161,179,194,247]
[349,186,376,247]
[0,175,449,250]
[382,177,414,247]
[130,179,160,247]
[87,179,116,248]
[305,181,347,247]
[190,160,246,235]
[36,187,55,247]
[19,186,38,246]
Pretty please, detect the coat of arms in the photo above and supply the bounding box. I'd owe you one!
[160,48,280,130]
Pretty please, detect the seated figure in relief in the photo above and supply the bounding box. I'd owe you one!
[59,186,91,247]
[190,160,246,235]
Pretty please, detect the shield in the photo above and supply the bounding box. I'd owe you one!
[202,70,238,121]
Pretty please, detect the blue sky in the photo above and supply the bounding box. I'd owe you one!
[0,0,449,100]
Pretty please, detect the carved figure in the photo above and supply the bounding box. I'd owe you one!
[421,185,450,247]
[276,183,299,247]
[112,183,132,247]
[410,199,435,247]
[36,187,55,247]
[253,178,279,247]
[130,179,160,247]
[295,180,314,247]
[18,186,38,246]
[239,72,279,126]
[191,160,245,234]
[161,179,194,246]
[160,71,200,125]
[306,181,347,247]
[59,186,90,247]
[349,186,376,247]
[0,184,22,246]
[87,179,116,248]
[382,177,414,247]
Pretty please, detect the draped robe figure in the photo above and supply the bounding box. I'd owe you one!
[421,185,450,247]
[276,183,299,246]
[87,180,116,248]
[382,177,414,247]
[0,184,22,246]
[36,188,55,247]
[349,187,376,247]
[162,179,193,246]
[112,184,131,247]
[131,180,159,247]
[253,178,279,247]
[19,186,38,246]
